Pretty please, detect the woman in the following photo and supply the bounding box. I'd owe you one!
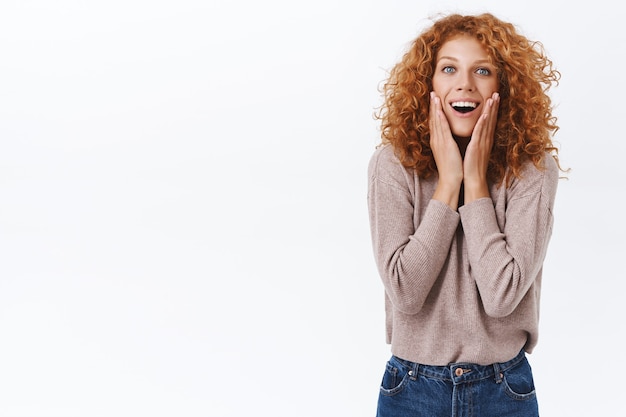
[368,13,565,416]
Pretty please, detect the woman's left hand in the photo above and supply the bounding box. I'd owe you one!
[463,92,499,203]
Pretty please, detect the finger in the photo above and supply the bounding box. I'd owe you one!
[485,92,499,136]
[430,93,451,138]
[473,94,498,144]
[470,103,489,143]
[429,92,443,141]
[429,93,436,127]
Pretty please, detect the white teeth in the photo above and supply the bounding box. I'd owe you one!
[451,101,477,108]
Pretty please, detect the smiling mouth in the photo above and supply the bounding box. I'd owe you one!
[451,101,478,114]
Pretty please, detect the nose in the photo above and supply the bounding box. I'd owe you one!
[456,72,475,91]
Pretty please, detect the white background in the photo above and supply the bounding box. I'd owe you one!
[0,0,623,416]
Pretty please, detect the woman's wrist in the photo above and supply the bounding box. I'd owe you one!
[432,181,461,210]
[463,179,489,204]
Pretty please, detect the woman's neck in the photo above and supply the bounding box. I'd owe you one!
[454,136,471,159]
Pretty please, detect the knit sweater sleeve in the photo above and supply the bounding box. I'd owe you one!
[458,155,559,318]
[367,146,460,315]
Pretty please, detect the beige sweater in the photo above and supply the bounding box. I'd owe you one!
[368,144,558,366]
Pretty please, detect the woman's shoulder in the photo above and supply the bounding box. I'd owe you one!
[368,144,403,176]
[511,152,560,197]
[519,152,559,181]
[367,144,416,189]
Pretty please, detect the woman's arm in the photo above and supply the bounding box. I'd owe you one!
[368,148,460,315]
[459,156,559,317]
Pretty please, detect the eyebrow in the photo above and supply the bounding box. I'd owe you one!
[437,56,493,65]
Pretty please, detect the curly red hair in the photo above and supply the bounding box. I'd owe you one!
[375,13,564,185]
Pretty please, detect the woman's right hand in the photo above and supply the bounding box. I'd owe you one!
[429,92,463,209]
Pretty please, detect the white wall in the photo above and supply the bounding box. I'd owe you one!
[0,1,622,416]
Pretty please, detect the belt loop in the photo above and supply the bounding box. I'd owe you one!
[493,362,503,384]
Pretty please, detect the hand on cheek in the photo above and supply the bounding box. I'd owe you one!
[463,92,500,203]
[429,92,463,209]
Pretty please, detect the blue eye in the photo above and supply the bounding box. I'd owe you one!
[476,67,491,76]
[442,66,455,74]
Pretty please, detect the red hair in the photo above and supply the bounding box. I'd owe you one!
[375,13,564,185]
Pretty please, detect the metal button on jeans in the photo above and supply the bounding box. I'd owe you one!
[455,368,463,377]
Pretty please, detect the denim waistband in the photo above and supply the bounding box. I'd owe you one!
[393,349,526,386]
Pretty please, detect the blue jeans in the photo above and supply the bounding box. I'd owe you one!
[376,349,539,417]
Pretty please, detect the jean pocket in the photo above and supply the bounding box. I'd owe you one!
[379,357,410,396]
[501,358,537,401]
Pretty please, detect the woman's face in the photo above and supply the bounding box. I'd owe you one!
[432,35,499,138]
